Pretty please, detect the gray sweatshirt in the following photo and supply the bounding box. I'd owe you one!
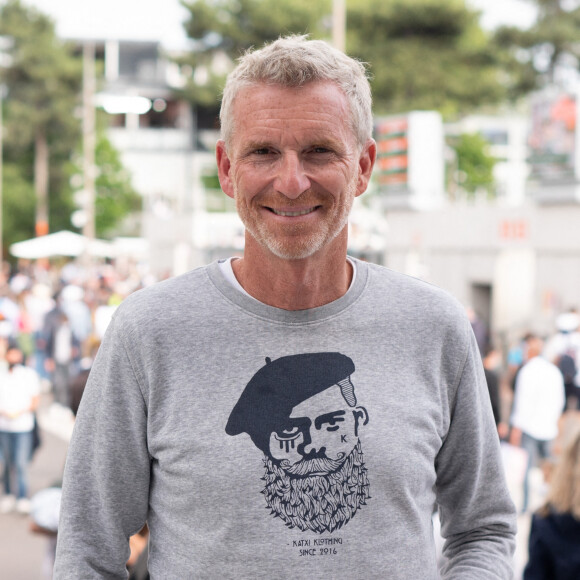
[54,259,516,579]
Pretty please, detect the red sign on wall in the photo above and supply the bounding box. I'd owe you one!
[499,220,529,240]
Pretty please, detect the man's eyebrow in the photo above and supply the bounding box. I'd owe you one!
[315,410,346,430]
[239,140,273,153]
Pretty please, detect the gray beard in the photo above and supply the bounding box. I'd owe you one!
[261,440,370,534]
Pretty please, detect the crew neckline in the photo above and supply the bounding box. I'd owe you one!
[218,257,357,301]
[207,257,369,324]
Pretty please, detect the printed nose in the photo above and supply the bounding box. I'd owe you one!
[274,154,311,199]
[299,429,327,458]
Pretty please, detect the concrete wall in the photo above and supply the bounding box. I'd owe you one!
[383,202,580,345]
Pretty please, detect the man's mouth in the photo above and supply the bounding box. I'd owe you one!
[268,206,319,217]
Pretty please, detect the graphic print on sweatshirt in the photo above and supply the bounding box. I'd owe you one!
[226,352,370,533]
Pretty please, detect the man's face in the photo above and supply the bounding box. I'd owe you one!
[268,385,363,474]
[216,82,375,260]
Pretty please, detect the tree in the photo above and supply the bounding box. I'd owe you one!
[93,133,142,238]
[450,132,496,196]
[493,0,580,89]
[0,0,143,254]
[347,0,524,117]
[177,0,331,108]
[178,0,525,118]
[0,0,82,238]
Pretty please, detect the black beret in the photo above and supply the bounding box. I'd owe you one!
[225,352,355,454]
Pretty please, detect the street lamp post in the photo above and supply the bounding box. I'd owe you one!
[0,83,4,262]
[82,41,96,245]
[0,35,13,263]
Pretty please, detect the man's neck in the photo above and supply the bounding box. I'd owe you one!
[232,235,352,310]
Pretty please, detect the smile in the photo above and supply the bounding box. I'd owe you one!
[269,207,318,217]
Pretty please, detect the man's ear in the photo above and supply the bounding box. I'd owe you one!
[216,139,234,199]
[353,406,369,437]
[355,139,377,198]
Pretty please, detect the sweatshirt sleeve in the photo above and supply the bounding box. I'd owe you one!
[435,322,517,579]
[54,311,150,579]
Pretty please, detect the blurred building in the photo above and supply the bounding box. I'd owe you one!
[89,39,226,275]
[382,92,580,348]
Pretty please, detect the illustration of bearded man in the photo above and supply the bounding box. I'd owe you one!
[225,352,370,534]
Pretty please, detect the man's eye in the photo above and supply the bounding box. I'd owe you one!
[253,148,272,155]
[312,147,331,154]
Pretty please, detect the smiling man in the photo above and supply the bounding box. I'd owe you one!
[55,36,516,579]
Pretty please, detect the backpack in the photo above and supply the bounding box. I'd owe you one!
[557,353,577,385]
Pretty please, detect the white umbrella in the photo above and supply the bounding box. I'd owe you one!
[9,230,114,259]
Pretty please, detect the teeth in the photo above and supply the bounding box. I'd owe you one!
[271,207,316,217]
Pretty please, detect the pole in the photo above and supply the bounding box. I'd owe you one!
[82,42,96,263]
[0,86,3,261]
[332,0,346,53]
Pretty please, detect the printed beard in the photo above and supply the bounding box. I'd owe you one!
[261,440,370,534]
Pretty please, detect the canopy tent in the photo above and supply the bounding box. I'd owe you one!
[9,230,115,259]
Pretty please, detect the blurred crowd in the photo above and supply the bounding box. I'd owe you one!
[0,257,579,578]
[0,258,155,579]
[470,308,580,579]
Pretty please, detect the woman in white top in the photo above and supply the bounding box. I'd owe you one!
[0,344,40,513]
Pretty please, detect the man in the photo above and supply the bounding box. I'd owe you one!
[510,334,565,513]
[55,36,516,578]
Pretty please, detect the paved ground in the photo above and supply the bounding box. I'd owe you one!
[0,396,71,580]
[0,395,535,579]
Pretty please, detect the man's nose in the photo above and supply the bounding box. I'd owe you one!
[273,153,311,199]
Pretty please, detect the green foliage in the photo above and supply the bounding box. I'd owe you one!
[1,162,36,244]
[0,0,81,152]
[347,0,514,117]
[177,0,331,106]
[177,0,527,117]
[451,133,496,195]
[0,0,142,253]
[93,135,142,238]
[493,0,580,87]
[0,0,82,251]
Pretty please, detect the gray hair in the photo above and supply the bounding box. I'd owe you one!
[220,35,372,149]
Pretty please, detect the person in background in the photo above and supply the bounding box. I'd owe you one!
[44,310,79,410]
[544,311,580,411]
[0,343,41,514]
[510,334,566,513]
[523,427,580,579]
[483,344,502,431]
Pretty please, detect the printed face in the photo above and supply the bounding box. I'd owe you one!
[268,385,364,473]
[216,82,375,260]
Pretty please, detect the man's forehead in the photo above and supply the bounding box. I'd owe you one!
[232,82,351,127]
[290,385,346,418]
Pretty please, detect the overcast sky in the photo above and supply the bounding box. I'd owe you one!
[21,0,538,49]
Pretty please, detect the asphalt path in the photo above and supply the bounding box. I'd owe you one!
[0,397,70,580]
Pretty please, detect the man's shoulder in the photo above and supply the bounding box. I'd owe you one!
[363,261,466,322]
[114,264,215,322]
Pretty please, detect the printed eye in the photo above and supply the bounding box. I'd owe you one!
[315,411,346,432]
[275,426,301,441]
[324,418,343,432]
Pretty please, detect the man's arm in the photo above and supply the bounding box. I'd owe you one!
[435,324,517,579]
[54,312,150,579]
